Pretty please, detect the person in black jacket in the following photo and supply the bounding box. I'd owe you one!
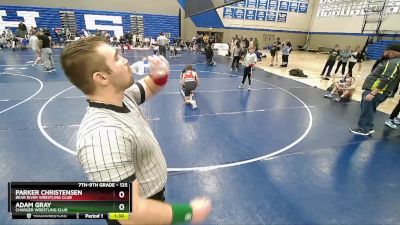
[371,54,399,98]
[371,54,389,72]
[205,43,216,66]
[350,44,400,136]
[356,46,365,73]
[18,21,27,37]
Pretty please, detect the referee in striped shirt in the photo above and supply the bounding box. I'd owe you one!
[61,36,211,224]
[157,32,169,58]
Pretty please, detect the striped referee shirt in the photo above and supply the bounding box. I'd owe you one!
[76,83,167,198]
[157,35,169,46]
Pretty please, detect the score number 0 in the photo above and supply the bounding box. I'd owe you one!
[118,191,126,211]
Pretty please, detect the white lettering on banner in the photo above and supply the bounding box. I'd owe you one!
[0,10,39,31]
[84,14,123,37]
[17,11,39,28]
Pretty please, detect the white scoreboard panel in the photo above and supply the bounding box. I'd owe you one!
[317,0,400,17]
[222,0,309,23]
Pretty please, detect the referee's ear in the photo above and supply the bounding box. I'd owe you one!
[92,71,109,86]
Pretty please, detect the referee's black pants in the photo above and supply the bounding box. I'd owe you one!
[159,45,167,58]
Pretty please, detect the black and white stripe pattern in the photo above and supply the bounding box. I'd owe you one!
[77,83,167,198]
[156,35,169,46]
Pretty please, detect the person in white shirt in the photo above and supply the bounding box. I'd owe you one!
[29,30,41,66]
[144,36,150,47]
[274,37,282,65]
[151,38,158,54]
[231,42,242,71]
[5,29,14,48]
[132,33,137,47]
[229,37,236,57]
[138,33,144,47]
[238,47,257,90]
[249,38,254,49]
[280,41,292,67]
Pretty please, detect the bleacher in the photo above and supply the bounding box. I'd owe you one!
[366,40,400,60]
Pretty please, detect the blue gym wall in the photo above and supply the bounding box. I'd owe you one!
[0,5,179,40]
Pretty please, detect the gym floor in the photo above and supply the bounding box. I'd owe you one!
[1,48,399,225]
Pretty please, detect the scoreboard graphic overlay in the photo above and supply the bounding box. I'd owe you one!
[9,182,131,220]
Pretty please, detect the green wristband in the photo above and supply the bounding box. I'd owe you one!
[171,204,193,224]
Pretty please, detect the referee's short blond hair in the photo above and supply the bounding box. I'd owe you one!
[61,36,112,95]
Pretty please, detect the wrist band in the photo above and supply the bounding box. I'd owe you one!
[370,93,375,96]
[151,74,168,86]
[171,204,193,224]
